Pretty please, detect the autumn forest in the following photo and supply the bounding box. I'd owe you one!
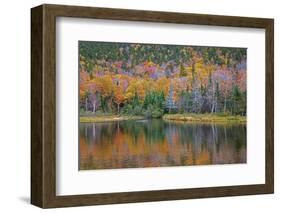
[79,41,247,118]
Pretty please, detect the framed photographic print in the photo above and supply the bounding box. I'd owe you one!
[31,4,274,208]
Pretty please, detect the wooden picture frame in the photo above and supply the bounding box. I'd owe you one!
[31,4,274,208]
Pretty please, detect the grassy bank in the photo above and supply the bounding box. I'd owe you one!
[163,113,246,124]
[80,113,246,123]
[80,115,145,123]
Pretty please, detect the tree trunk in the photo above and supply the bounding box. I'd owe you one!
[191,62,195,86]
[93,102,96,113]
[214,95,217,113]
[211,83,215,113]
[224,96,226,113]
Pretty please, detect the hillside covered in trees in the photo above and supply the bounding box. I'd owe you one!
[79,41,247,119]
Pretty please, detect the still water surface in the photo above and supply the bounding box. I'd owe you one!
[79,119,246,170]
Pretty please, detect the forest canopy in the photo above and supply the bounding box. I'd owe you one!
[79,41,247,118]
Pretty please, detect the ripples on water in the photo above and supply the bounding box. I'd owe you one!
[79,119,246,170]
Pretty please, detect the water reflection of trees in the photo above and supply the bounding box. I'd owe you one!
[79,120,246,170]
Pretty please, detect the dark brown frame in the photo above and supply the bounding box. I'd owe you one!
[31,4,274,208]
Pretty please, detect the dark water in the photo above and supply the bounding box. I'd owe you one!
[79,119,246,170]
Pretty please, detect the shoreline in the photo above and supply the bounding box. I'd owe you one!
[80,115,145,123]
[80,113,246,123]
[163,114,246,124]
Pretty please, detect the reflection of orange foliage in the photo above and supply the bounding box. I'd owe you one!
[194,149,211,165]
[79,138,89,160]
[80,127,187,168]
[80,124,246,169]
